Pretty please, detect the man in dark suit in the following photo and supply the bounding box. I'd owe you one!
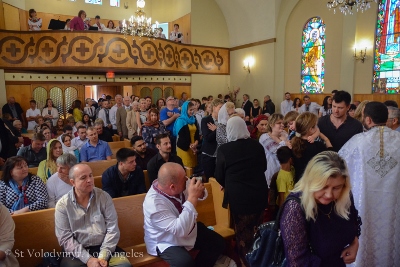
[241,94,253,118]
[0,117,21,166]
[263,95,276,115]
[2,97,26,127]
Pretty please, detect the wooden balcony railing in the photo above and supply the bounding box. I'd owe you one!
[0,30,229,74]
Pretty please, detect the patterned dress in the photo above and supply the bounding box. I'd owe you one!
[0,175,48,213]
[141,121,167,150]
[259,133,287,186]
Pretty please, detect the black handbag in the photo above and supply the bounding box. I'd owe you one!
[245,195,301,267]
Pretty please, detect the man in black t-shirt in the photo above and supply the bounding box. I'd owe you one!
[318,90,363,152]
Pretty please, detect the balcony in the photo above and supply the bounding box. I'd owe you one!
[0,30,229,75]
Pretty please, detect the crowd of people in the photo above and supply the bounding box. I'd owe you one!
[27,9,183,42]
[0,89,399,267]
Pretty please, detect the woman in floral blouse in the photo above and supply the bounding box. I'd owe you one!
[0,156,48,214]
[141,108,167,150]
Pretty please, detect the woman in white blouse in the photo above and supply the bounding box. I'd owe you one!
[42,98,59,126]
[28,9,42,31]
[170,24,183,43]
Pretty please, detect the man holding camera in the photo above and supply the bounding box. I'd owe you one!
[143,162,225,267]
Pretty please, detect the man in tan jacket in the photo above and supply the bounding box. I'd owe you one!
[116,96,131,140]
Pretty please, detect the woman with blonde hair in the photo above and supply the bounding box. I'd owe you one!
[291,112,332,183]
[259,113,288,186]
[353,100,370,123]
[37,139,63,183]
[280,151,361,266]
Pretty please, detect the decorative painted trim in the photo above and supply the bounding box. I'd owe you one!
[0,31,229,75]
[4,73,192,83]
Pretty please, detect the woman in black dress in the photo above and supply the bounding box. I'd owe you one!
[215,116,268,267]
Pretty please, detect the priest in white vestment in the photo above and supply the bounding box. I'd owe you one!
[339,102,400,267]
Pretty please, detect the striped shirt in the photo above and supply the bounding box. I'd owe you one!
[55,187,120,263]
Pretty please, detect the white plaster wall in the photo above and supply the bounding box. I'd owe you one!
[214,0,276,47]
[191,0,229,47]
[230,43,276,107]
[3,0,25,9]
[191,74,230,99]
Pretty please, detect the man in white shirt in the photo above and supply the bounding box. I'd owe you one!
[71,125,88,151]
[299,95,321,115]
[143,162,225,267]
[92,15,106,31]
[97,100,113,133]
[110,94,123,136]
[26,100,41,130]
[280,92,293,116]
[46,153,76,208]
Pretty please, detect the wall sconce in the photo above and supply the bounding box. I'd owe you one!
[243,57,254,73]
[354,45,368,63]
[124,2,129,9]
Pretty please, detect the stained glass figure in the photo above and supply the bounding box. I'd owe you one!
[85,0,102,4]
[110,0,120,7]
[374,0,400,93]
[301,17,325,94]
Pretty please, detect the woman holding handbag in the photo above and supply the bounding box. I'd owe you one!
[280,151,361,266]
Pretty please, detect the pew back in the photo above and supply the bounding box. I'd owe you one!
[12,179,233,267]
[84,159,117,176]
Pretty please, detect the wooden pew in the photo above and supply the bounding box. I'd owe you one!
[107,140,132,159]
[84,159,117,177]
[94,175,102,188]
[12,178,234,267]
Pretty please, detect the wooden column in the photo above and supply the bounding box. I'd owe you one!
[0,0,5,30]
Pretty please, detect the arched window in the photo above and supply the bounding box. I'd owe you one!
[373,0,400,94]
[301,17,325,94]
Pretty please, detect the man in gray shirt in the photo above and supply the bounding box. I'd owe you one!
[55,163,132,267]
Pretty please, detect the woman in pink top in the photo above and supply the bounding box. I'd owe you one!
[69,10,86,31]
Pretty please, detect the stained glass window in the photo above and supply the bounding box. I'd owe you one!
[374,0,400,93]
[85,0,102,5]
[110,0,120,7]
[301,17,325,94]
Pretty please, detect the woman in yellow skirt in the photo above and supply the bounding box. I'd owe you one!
[173,101,200,168]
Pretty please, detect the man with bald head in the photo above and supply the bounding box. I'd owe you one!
[116,96,131,139]
[55,163,132,267]
[143,162,225,267]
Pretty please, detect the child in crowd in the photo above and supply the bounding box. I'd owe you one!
[291,112,333,183]
[33,116,44,133]
[276,146,295,207]
[284,110,322,142]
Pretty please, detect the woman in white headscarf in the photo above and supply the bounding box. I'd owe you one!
[215,102,235,150]
[215,116,268,266]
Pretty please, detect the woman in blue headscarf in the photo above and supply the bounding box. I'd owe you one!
[173,101,200,168]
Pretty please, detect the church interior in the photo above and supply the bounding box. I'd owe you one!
[1,0,400,112]
[0,0,400,266]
